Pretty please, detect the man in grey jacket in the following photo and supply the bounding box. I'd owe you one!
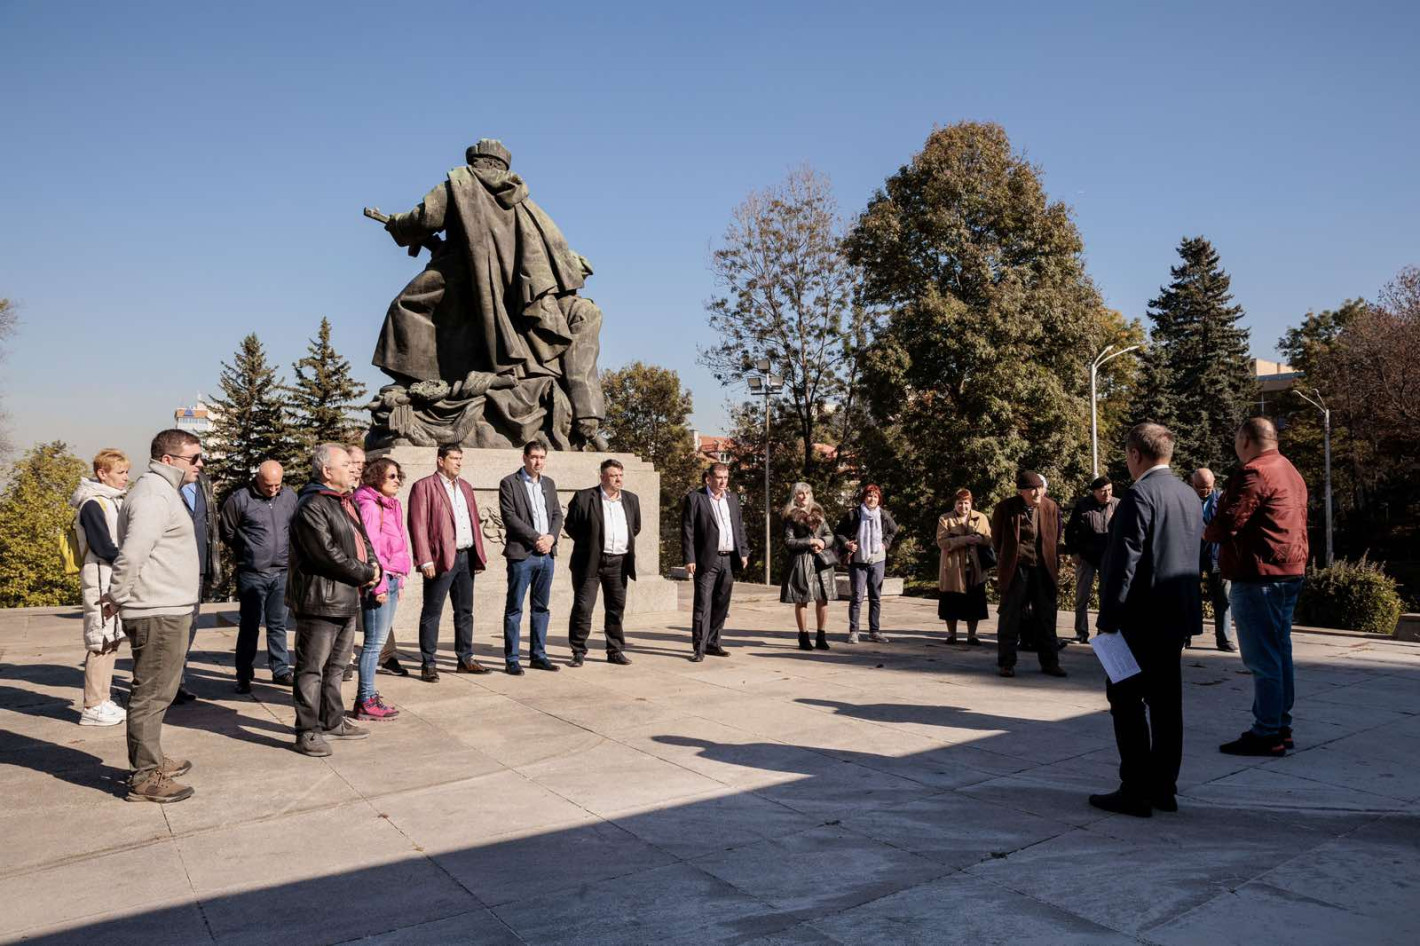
[102,429,204,803]
[220,460,299,692]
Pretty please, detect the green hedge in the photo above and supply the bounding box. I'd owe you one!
[1296,557,1404,635]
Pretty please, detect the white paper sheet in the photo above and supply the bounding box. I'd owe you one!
[1090,632,1142,684]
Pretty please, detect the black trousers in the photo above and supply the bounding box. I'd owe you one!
[569,555,628,657]
[691,553,735,654]
[998,565,1060,670]
[293,614,355,735]
[1106,638,1184,800]
[418,548,476,667]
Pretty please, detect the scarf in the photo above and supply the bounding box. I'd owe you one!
[856,505,883,563]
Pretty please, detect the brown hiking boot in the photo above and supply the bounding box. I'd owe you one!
[159,757,192,778]
[126,772,195,804]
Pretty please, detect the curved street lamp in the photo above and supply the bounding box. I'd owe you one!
[1091,344,1140,476]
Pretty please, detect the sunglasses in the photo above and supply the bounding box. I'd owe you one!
[169,453,204,464]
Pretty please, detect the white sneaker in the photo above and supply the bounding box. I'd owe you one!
[79,702,124,727]
[101,700,127,721]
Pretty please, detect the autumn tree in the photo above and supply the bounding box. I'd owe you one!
[0,441,87,607]
[600,362,702,574]
[290,317,368,448]
[845,122,1122,578]
[700,166,876,484]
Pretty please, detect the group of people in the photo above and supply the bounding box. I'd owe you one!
[69,433,646,802]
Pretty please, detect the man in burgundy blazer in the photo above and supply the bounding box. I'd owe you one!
[407,444,489,681]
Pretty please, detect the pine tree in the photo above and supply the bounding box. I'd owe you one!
[1138,237,1254,471]
[0,441,87,607]
[207,334,301,492]
[289,317,368,449]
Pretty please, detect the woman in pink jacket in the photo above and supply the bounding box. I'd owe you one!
[353,457,412,720]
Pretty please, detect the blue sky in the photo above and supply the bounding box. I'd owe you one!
[1,1,1416,465]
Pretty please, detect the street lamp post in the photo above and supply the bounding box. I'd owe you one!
[747,359,784,586]
[1296,388,1334,566]
[1090,344,1140,476]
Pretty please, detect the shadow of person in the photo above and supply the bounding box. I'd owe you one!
[0,661,86,695]
[794,697,1024,732]
[0,697,130,799]
[161,693,293,750]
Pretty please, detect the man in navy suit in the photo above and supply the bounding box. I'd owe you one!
[1090,423,1203,818]
[498,441,564,675]
[681,463,750,662]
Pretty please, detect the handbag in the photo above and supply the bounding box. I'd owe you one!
[975,540,997,570]
[813,547,839,571]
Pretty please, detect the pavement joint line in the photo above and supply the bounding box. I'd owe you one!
[164,805,220,944]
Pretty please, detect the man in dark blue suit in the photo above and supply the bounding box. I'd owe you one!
[1090,423,1203,818]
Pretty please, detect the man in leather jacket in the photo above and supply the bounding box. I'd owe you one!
[287,444,381,757]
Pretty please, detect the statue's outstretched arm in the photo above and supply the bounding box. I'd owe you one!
[386,181,449,249]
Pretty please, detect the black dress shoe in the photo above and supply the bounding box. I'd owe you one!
[998,666,1015,677]
[1056,639,1069,651]
[689,652,704,663]
[1151,794,1179,813]
[505,663,525,676]
[421,665,440,683]
[529,657,560,672]
[607,652,632,666]
[1076,633,1090,644]
[569,653,585,667]
[1216,639,1237,652]
[379,657,410,677]
[1280,727,1295,751]
[1041,665,1068,677]
[1089,790,1152,818]
[1219,730,1285,757]
[456,657,490,674]
[705,645,729,657]
[272,671,295,686]
[171,687,197,705]
[234,680,252,695]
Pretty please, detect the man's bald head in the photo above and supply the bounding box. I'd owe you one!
[256,460,284,497]
[1235,417,1278,464]
[1191,467,1215,499]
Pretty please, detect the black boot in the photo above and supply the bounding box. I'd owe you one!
[798,631,813,651]
[815,629,831,651]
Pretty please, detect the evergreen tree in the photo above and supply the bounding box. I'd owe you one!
[600,362,702,575]
[1136,236,1254,472]
[207,334,301,492]
[0,441,87,607]
[845,122,1121,579]
[289,317,369,448]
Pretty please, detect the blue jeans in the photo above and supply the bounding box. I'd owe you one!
[848,561,885,633]
[359,575,401,701]
[235,569,290,682]
[1231,578,1303,736]
[504,554,554,664]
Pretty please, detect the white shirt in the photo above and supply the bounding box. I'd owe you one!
[519,468,550,536]
[441,474,474,550]
[1137,463,1171,483]
[600,488,630,555]
[708,489,734,553]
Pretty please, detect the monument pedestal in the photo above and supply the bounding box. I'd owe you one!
[373,447,679,651]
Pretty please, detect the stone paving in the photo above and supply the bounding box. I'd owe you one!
[1,591,1417,945]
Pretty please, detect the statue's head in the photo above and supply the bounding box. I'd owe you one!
[467,138,511,170]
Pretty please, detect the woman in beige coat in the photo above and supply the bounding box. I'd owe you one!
[936,488,993,645]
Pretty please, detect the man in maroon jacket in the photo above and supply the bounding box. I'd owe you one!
[408,444,490,682]
[1203,418,1309,757]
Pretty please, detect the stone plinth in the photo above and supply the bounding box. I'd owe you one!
[372,447,679,647]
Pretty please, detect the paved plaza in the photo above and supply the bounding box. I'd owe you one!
[1,590,1417,945]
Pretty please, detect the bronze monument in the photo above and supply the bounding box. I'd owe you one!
[364,139,606,451]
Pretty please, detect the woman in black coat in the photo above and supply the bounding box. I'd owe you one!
[780,482,838,651]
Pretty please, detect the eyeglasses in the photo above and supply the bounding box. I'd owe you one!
[385,473,403,481]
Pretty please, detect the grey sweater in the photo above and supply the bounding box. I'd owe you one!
[109,461,200,618]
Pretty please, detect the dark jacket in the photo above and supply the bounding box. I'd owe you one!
[681,486,750,570]
[990,495,1063,592]
[498,470,563,560]
[219,482,299,573]
[1202,450,1309,581]
[1065,494,1120,569]
[286,482,379,618]
[834,506,899,563]
[565,487,641,581]
[183,471,221,598]
[1096,468,1203,649]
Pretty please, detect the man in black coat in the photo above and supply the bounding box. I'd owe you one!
[564,458,641,667]
[498,441,564,675]
[287,444,380,758]
[1065,475,1119,644]
[681,462,750,662]
[1090,423,1202,817]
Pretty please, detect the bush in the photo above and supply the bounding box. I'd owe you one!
[1296,557,1404,634]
